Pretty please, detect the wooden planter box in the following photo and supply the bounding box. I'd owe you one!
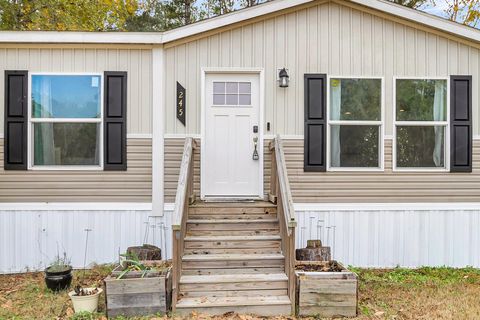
[296,262,358,318]
[104,265,172,318]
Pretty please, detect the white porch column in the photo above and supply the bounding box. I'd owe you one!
[152,46,165,216]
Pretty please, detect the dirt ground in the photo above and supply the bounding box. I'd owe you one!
[1,265,479,320]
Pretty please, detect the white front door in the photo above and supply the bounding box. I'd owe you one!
[202,72,262,199]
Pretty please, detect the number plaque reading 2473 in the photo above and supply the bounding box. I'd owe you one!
[176,82,186,126]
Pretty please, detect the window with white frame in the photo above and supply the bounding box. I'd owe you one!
[394,78,448,170]
[328,78,383,169]
[30,74,102,168]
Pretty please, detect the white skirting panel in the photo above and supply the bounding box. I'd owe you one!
[2,204,480,272]
[295,205,480,268]
[0,208,174,274]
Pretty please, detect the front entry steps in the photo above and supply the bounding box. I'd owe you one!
[175,201,292,316]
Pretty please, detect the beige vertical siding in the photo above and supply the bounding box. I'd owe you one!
[164,0,480,136]
[0,46,152,134]
[0,138,152,202]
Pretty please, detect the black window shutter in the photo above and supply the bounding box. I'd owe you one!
[450,75,472,172]
[4,71,28,170]
[304,74,327,172]
[104,71,127,171]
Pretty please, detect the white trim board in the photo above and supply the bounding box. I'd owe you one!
[294,202,480,212]
[0,202,152,211]
[127,133,152,139]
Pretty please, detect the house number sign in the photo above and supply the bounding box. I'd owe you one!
[177,81,186,126]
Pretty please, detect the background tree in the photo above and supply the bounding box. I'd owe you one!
[443,0,480,27]
[390,0,430,8]
[0,0,138,31]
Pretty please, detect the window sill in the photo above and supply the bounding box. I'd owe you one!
[392,168,449,173]
[327,167,384,172]
[29,165,103,171]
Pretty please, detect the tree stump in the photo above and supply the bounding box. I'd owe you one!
[296,239,331,261]
[127,244,162,261]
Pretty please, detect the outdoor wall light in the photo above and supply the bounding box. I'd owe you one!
[278,68,289,88]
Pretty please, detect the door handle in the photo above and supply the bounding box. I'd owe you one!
[252,136,259,160]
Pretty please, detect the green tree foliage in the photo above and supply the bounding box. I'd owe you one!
[0,0,138,31]
[443,0,480,27]
[390,0,429,8]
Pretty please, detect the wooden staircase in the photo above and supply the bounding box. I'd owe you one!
[171,137,296,316]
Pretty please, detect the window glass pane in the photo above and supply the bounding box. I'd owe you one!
[330,125,379,167]
[238,94,251,105]
[33,123,100,166]
[226,82,238,94]
[396,79,447,121]
[226,94,238,105]
[213,94,225,105]
[239,82,251,94]
[396,126,445,168]
[213,82,225,94]
[330,78,381,121]
[32,75,101,118]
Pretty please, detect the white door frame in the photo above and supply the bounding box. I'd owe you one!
[200,67,265,200]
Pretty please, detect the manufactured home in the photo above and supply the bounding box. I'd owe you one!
[1,0,480,313]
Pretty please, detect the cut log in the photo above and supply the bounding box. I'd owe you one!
[306,240,322,248]
[127,244,162,261]
[296,246,331,261]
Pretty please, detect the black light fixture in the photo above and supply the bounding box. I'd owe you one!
[278,68,289,88]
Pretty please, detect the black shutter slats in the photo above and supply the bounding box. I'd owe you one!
[4,71,28,170]
[304,74,327,172]
[450,75,472,172]
[104,71,127,171]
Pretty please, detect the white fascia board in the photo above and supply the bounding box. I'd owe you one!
[0,202,152,211]
[347,0,480,43]
[294,202,480,211]
[161,0,315,43]
[0,31,163,44]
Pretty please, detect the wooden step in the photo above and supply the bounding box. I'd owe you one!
[189,201,276,208]
[179,273,287,293]
[182,267,285,276]
[175,295,291,316]
[182,253,285,270]
[187,219,279,232]
[187,229,280,236]
[184,235,282,255]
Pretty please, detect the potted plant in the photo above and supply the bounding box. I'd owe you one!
[69,285,103,313]
[44,251,72,292]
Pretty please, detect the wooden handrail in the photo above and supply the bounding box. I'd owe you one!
[171,137,196,312]
[269,134,297,314]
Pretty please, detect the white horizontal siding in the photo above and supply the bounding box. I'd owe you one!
[296,207,480,268]
[0,208,173,274]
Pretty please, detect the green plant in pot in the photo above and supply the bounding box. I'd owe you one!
[45,251,72,292]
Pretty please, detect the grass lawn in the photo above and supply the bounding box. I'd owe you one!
[1,266,479,319]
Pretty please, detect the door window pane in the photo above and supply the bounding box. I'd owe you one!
[33,123,100,166]
[396,126,445,168]
[329,78,381,121]
[32,75,101,118]
[330,125,379,168]
[212,81,251,106]
[213,82,225,94]
[396,79,447,121]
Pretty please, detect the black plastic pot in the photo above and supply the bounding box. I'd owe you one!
[44,266,73,291]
